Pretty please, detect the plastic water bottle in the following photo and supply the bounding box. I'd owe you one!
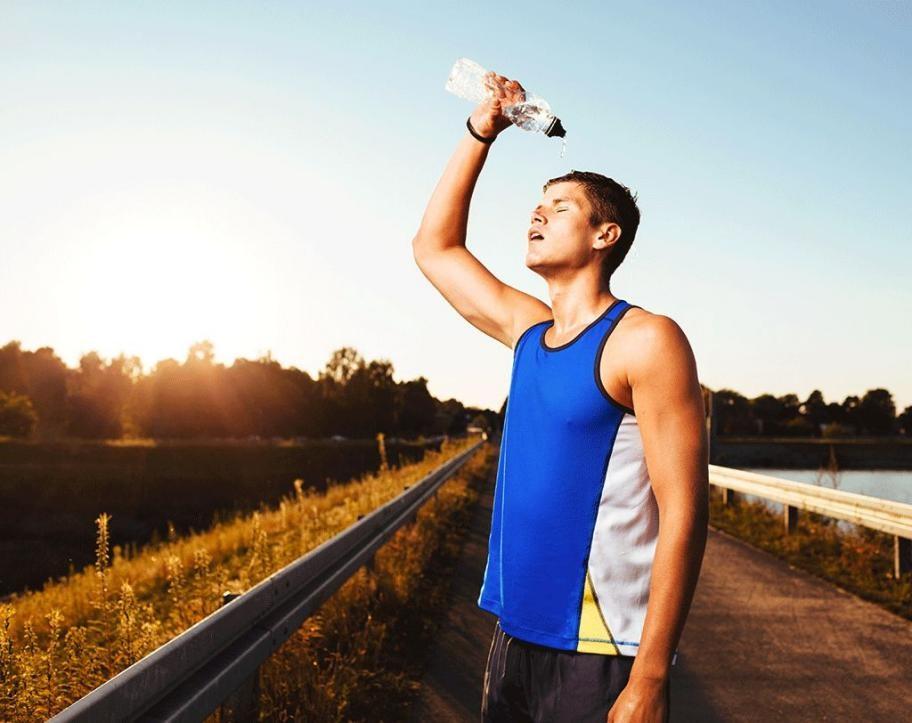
[445,57,567,155]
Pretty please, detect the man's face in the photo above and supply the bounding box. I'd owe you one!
[525,181,602,276]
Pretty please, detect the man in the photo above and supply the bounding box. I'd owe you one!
[412,70,709,722]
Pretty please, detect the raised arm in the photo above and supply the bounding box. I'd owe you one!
[412,71,552,350]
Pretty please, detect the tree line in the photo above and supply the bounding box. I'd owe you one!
[709,387,912,437]
[2,338,909,441]
[0,340,495,441]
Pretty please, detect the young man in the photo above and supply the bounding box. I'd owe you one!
[412,71,709,722]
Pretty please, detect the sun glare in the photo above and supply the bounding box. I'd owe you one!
[71,219,267,368]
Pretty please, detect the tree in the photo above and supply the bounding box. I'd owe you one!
[840,395,861,434]
[0,341,28,393]
[0,390,38,437]
[1,339,495,442]
[469,412,492,434]
[751,394,783,435]
[898,406,912,436]
[713,389,755,435]
[855,388,896,436]
[780,416,816,437]
[65,351,136,438]
[187,340,216,365]
[321,347,363,386]
[363,359,398,434]
[800,389,829,434]
[0,343,69,438]
[434,398,469,435]
[395,377,437,436]
[825,401,845,426]
[138,342,234,439]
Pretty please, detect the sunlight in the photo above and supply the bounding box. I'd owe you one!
[72,217,266,368]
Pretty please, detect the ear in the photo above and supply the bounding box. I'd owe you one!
[594,222,621,252]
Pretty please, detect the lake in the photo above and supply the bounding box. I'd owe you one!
[728,468,912,535]
[742,468,912,505]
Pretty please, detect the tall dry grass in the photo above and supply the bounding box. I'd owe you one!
[0,434,483,720]
[247,442,494,721]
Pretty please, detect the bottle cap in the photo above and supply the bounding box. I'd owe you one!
[546,117,566,138]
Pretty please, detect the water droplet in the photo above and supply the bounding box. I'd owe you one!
[559,136,568,158]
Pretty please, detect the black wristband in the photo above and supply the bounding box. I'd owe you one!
[466,116,496,144]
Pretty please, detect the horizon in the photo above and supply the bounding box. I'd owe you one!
[2,336,904,419]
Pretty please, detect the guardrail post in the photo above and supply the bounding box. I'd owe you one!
[721,488,738,507]
[784,505,799,534]
[895,536,911,579]
[219,591,260,722]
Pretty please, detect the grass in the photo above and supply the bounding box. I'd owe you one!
[709,475,912,621]
[0,434,439,597]
[248,443,494,722]
[0,434,487,720]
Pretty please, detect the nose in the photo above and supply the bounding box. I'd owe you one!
[531,209,544,225]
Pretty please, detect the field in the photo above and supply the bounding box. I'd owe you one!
[0,435,486,720]
[0,436,438,595]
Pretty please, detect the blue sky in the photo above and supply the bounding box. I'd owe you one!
[1,0,910,412]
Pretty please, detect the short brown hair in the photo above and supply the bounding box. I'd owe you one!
[542,170,640,289]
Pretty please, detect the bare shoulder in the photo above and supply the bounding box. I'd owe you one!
[621,307,690,345]
[617,307,697,381]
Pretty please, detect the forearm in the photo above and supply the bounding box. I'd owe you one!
[412,129,491,255]
[630,509,708,681]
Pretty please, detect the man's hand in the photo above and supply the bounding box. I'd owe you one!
[468,71,526,139]
[606,676,668,723]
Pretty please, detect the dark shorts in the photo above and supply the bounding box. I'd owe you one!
[481,620,670,722]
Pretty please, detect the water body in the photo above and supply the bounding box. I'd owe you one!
[728,468,912,535]
[742,468,912,506]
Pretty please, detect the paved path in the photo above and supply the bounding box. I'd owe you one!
[407,455,499,722]
[675,527,912,722]
[408,461,912,722]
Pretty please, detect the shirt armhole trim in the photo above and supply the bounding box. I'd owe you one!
[593,304,636,416]
[512,318,550,355]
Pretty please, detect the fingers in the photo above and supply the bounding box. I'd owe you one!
[483,72,502,100]
[485,72,505,86]
[485,71,525,100]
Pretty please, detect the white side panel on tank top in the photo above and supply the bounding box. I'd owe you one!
[586,411,661,657]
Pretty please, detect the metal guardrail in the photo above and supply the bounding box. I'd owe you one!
[708,464,912,579]
[50,438,486,722]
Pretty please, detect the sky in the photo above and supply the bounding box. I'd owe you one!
[1,0,910,413]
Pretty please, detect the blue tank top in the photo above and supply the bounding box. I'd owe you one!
[478,298,678,664]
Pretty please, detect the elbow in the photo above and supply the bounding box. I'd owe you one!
[412,234,437,267]
[412,236,425,265]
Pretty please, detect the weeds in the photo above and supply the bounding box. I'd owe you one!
[0,436,483,720]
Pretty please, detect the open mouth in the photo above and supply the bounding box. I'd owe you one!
[528,232,544,242]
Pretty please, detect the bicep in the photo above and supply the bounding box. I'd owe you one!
[630,317,709,516]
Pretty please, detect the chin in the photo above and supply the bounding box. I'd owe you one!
[525,255,545,272]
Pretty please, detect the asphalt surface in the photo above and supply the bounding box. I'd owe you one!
[407,461,912,722]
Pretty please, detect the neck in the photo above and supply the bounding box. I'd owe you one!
[546,279,617,333]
